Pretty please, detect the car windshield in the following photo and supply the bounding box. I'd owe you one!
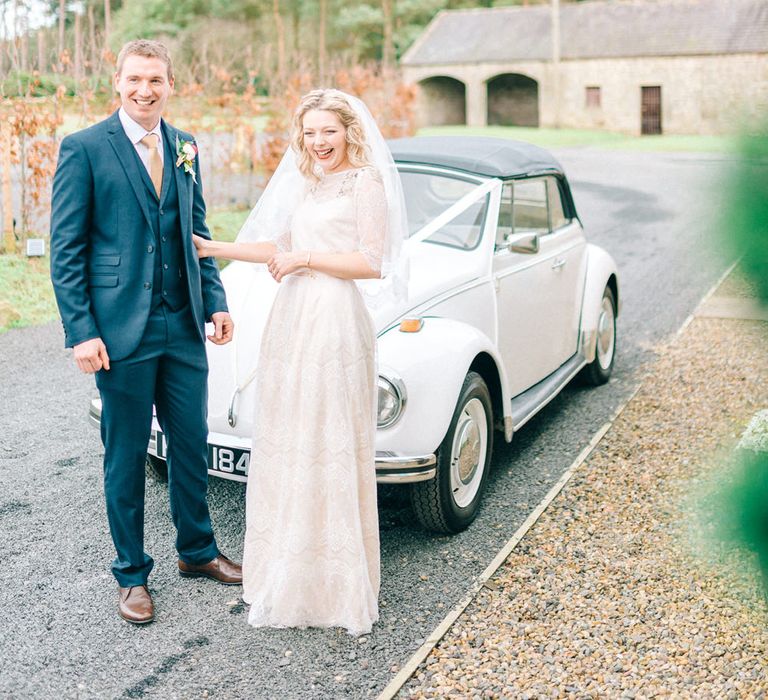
[398,168,490,251]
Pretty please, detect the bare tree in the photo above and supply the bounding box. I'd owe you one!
[382,0,394,69]
[18,0,28,72]
[57,0,65,72]
[1,121,14,252]
[104,0,112,51]
[37,29,45,71]
[318,0,327,81]
[200,35,210,85]
[0,2,6,76]
[291,0,300,59]
[74,8,83,81]
[87,3,97,74]
[6,0,24,93]
[273,0,286,82]
[8,0,19,73]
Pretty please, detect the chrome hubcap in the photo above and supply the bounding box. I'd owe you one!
[450,398,488,508]
[596,295,616,370]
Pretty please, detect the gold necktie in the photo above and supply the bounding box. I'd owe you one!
[140,133,163,197]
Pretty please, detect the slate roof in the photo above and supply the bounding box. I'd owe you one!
[402,0,768,65]
[389,136,564,179]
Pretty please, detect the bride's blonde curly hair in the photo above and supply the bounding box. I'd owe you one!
[291,89,371,181]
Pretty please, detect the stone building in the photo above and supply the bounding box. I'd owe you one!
[401,0,768,135]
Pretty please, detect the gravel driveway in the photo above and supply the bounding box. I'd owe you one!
[398,269,768,699]
[0,149,739,698]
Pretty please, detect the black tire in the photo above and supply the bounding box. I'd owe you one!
[581,285,617,386]
[410,371,493,534]
[145,455,168,482]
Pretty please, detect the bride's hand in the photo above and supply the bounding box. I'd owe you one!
[192,234,212,258]
[267,252,305,282]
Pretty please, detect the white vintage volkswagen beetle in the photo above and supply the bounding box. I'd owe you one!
[90,136,619,533]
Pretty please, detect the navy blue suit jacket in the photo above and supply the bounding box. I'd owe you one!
[50,111,228,361]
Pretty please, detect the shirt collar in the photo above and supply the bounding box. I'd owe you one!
[118,107,163,146]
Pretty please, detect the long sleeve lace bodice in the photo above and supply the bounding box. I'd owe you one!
[285,166,388,274]
[353,167,387,273]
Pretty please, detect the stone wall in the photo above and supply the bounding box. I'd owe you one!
[404,53,768,135]
[557,53,768,135]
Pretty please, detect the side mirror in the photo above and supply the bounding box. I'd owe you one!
[506,232,540,254]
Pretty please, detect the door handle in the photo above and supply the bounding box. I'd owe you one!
[551,258,566,271]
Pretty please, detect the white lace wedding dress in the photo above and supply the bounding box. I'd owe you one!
[241,166,384,636]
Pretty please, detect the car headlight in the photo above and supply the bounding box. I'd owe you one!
[377,374,406,429]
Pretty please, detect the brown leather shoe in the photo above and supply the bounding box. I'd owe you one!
[178,554,243,585]
[118,585,154,624]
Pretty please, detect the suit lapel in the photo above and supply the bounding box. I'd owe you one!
[158,124,173,208]
[163,120,192,239]
[106,112,155,233]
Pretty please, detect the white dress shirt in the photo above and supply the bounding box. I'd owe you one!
[118,107,164,176]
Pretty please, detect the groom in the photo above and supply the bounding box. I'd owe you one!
[50,39,241,624]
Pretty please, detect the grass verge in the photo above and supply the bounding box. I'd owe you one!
[206,207,251,243]
[0,207,252,334]
[417,125,737,153]
[206,207,251,270]
[0,254,59,332]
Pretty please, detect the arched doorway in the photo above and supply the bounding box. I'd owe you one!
[487,74,539,127]
[417,76,467,126]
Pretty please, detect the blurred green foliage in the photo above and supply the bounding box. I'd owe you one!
[717,126,768,595]
[726,132,768,303]
[727,450,768,579]
[1,72,76,97]
[0,72,115,98]
[108,0,538,72]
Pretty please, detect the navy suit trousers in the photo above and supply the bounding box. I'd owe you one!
[95,303,219,586]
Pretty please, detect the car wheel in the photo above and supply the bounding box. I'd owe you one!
[411,371,493,534]
[145,455,168,482]
[581,285,617,386]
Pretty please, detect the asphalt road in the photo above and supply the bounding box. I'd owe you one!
[0,149,735,699]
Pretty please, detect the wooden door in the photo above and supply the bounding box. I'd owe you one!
[641,86,662,135]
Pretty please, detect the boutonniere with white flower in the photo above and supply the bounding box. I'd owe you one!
[175,136,198,183]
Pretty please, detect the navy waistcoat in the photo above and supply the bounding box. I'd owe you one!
[138,135,189,312]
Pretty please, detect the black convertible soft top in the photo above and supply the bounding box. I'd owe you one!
[388,136,564,180]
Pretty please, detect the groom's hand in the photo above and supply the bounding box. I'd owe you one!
[192,233,212,258]
[73,337,111,374]
[208,312,234,345]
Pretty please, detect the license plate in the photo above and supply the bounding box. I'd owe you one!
[153,431,250,480]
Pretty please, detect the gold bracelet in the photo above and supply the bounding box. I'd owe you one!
[306,251,312,268]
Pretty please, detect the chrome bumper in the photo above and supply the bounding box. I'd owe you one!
[88,399,436,484]
[88,399,101,429]
[374,452,436,483]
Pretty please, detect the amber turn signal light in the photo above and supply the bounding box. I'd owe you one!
[399,318,424,333]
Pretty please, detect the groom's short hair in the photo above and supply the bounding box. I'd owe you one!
[116,39,174,82]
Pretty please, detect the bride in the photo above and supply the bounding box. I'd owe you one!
[193,89,407,635]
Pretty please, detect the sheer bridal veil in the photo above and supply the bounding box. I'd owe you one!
[235,89,409,308]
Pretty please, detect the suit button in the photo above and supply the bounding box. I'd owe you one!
[159,209,164,215]
[164,263,169,270]
[162,290,168,296]
[161,236,167,242]
[144,282,151,290]
[147,245,154,253]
